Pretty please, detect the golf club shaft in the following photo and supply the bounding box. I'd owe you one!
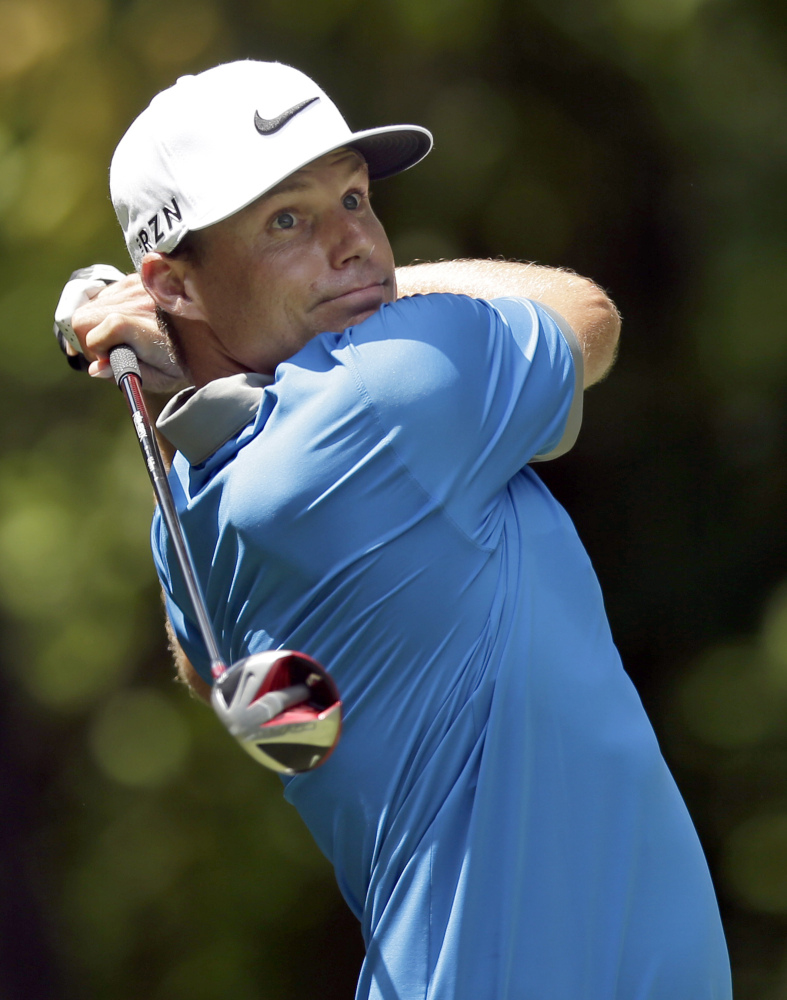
[109,345,227,680]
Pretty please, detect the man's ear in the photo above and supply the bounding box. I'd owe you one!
[140,253,206,322]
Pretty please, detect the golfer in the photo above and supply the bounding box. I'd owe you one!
[65,59,731,999]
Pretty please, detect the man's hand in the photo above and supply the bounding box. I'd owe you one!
[70,272,190,395]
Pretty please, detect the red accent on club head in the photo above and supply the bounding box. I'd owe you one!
[259,701,339,729]
[251,651,340,713]
[251,656,295,702]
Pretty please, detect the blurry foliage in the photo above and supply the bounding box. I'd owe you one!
[2,0,787,996]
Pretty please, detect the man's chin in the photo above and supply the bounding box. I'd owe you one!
[346,306,383,327]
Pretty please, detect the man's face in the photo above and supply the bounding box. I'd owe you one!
[181,148,396,377]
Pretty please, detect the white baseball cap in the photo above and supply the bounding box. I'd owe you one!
[110,60,433,269]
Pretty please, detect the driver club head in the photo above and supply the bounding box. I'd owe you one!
[210,650,342,775]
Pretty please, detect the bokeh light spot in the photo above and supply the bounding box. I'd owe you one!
[676,643,779,748]
[723,812,787,913]
[0,499,75,617]
[8,144,95,238]
[89,688,190,787]
[0,0,67,78]
[27,616,136,708]
[615,0,711,32]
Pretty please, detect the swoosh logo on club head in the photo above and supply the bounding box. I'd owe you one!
[254,96,320,135]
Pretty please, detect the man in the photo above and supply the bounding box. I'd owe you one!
[62,60,731,999]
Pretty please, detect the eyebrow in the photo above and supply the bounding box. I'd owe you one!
[267,176,313,197]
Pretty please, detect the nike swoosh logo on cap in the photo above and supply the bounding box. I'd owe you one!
[254,96,320,135]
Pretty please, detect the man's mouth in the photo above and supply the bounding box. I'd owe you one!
[324,283,387,312]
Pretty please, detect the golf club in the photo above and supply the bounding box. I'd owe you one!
[108,343,342,775]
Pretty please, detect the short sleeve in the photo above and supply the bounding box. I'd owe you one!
[342,293,582,530]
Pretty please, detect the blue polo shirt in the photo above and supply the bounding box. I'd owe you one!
[153,293,731,1000]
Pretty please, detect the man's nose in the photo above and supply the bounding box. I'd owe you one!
[327,209,375,267]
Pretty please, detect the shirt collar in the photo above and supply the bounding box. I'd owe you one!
[156,372,273,466]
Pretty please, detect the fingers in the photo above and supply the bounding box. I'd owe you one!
[87,358,114,379]
[71,274,155,358]
[69,275,189,393]
[82,311,153,356]
[81,313,188,393]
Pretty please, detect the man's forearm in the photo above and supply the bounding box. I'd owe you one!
[165,613,212,703]
[395,259,621,388]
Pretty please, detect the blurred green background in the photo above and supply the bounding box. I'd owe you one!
[2,0,787,995]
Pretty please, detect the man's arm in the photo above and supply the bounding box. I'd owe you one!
[396,260,621,388]
[165,615,212,703]
[67,259,621,390]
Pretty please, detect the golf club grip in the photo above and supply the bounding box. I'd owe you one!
[109,344,141,384]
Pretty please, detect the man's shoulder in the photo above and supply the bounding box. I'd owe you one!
[331,291,559,372]
[376,290,506,320]
[343,291,535,345]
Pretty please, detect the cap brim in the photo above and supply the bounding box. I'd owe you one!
[346,125,433,179]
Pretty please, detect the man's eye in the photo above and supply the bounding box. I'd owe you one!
[343,193,362,210]
[272,212,296,230]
